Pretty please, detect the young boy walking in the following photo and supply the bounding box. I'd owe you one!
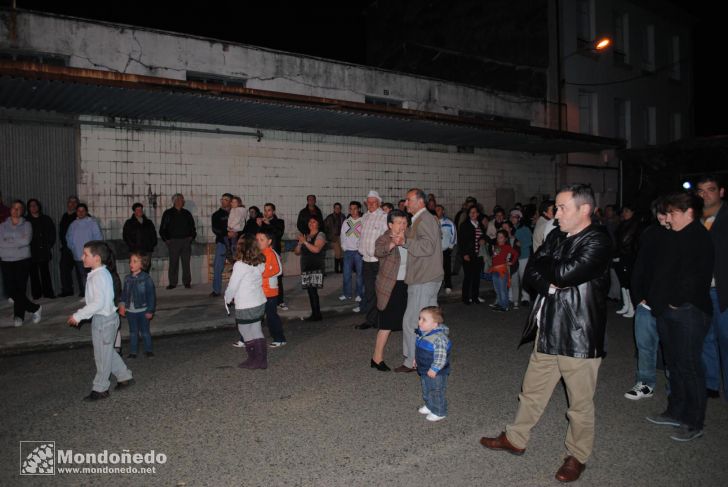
[67,241,133,401]
[415,306,451,422]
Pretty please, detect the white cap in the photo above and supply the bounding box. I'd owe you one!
[366,190,382,202]
[509,209,523,218]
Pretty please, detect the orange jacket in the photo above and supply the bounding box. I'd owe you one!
[261,247,283,298]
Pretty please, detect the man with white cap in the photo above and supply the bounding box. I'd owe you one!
[356,190,389,329]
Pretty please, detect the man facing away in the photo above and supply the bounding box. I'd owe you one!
[480,184,611,483]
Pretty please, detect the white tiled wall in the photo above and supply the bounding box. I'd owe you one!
[77,118,555,283]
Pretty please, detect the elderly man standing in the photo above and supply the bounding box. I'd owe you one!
[210,193,232,297]
[159,193,197,290]
[395,188,443,373]
[480,184,611,483]
[355,191,388,330]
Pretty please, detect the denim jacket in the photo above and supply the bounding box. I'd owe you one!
[120,271,156,313]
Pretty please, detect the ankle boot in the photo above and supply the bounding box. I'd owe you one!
[306,290,323,321]
[622,291,635,318]
[238,342,256,368]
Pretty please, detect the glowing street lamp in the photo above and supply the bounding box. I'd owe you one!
[594,37,612,51]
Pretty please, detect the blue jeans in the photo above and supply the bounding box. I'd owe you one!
[127,311,152,354]
[212,242,227,294]
[421,373,448,417]
[702,288,728,394]
[658,304,711,430]
[342,250,364,298]
[634,304,659,387]
[492,272,509,309]
[265,297,286,342]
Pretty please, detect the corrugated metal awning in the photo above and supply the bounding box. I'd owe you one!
[0,61,623,154]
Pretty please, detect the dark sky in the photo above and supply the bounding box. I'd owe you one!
[4,0,725,136]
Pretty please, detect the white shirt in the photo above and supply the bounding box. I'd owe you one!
[358,208,388,262]
[228,207,247,232]
[396,247,408,281]
[224,261,266,309]
[73,265,117,321]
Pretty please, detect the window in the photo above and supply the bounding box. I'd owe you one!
[458,110,530,127]
[643,106,657,145]
[0,50,68,66]
[671,113,682,141]
[579,91,597,135]
[364,96,403,109]
[642,25,655,72]
[186,72,247,88]
[670,35,681,80]
[576,0,594,49]
[613,12,630,65]
[614,98,631,147]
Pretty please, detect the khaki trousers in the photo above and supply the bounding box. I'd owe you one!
[505,344,601,464]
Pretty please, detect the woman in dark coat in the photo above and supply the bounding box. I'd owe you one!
[458,205,487,304]
[614,204,641,318]
[26,198,56,299]
[294,216,326,321]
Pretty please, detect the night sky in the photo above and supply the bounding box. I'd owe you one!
[3,0,724,136]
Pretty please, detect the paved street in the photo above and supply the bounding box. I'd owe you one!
[1,301,727,486]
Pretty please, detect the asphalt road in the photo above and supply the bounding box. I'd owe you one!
[1,301,727,486]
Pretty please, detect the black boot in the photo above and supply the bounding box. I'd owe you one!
[305,289,323,321]
[335,258,342,273]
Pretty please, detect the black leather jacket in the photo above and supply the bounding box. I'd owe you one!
[520,224,612,358]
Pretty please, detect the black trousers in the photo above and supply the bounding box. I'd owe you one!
[166,238,192,286]
[29,260,55,299]
[658,304,711,430]
[1,259,40,319]
[461,256,483,302]
[59,247,81,294]
[443,249,453,289]
[278,274,285,304]
[362,261,379,326]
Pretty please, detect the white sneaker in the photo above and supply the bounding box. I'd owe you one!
[31,306,42,324]
[477,297,486,303]
[14,317,23,327]
[622,306,635,319]
[269,341,287,348]
[8,297,14,305]
[355,296,362,302]
[445,288,452,295]
[418,405,432,415]
[278,302,289,311]
[624,382,654,400]
[232,340,245,348]
[352,306,360,313]
[338,295,348,301]
[426,413,446,422]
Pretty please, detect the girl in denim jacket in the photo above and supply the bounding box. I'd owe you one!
[119,252,156,358]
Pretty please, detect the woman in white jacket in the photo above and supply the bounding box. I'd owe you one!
[224,235,267,369]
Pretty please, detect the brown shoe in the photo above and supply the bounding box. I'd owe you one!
[555,456,585,483]
[393,365,416,373]
[479,432,526,456]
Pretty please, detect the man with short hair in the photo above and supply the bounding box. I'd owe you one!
[340,201,364,304]
[324,203,346,273]
[122,203,157,254]
[296,195,324,236]
[256,203,287,309]
[697,175,728,399]
[58,195,80,297]
[435,205,456,295]
[66,203,104,296]
[356,191,388,329]
[395,188,443,372]
[480,184,611,483]
[210,193,232,297]
[398,199,407,212]
[159,193,196,290]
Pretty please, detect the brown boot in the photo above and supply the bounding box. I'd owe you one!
[238,342,256,369]
[251,338,268,370]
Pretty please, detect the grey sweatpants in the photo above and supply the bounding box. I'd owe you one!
[91,313,132,392]
[402,280,441,368]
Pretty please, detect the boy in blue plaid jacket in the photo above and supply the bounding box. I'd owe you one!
[415,306,451,422]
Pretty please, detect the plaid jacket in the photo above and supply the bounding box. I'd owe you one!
[374,231,403,310]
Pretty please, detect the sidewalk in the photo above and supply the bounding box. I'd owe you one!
[0,272,479,355]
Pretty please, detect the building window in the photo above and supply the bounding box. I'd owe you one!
[642,25,655,72]
[613,12,630,65]
[670,35,681,80]
[671,113,682,141]
[579,91,597,135]
[364,96,403,109]
[576,0,594,49]
[458,110,530,127]
[614,98,631,147]
[186,72,247,88]
[643,106,657,146]
[0,50,68,66]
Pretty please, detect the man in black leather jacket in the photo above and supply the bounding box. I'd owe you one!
[480,184,611,483]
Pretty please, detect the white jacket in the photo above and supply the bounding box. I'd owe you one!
[224,261,266,310]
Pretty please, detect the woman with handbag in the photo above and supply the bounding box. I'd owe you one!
[295,217,327,321]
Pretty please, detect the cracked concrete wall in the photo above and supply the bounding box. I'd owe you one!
[0,9,548,126]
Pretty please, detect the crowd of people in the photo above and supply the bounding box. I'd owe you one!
[1,174,726,482]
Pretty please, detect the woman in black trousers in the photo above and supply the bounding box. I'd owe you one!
[458,206,486,304]
[26,199,56,299]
